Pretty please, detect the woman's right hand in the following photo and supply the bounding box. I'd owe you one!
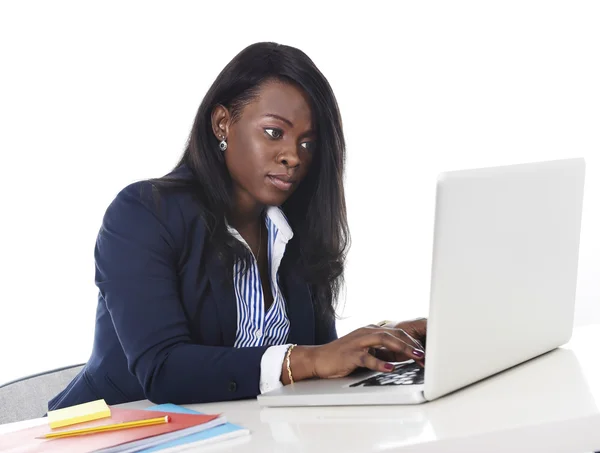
[284,326,426,384]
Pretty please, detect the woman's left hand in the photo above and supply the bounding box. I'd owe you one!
[370,318,427,367]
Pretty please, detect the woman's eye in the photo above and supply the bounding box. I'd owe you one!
[264,128,283,139]
[300,141,315,151]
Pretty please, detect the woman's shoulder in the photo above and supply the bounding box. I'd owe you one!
[104,164,208,240]
[113,164,197,207]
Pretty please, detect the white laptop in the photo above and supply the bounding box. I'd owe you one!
[258,158,586,407]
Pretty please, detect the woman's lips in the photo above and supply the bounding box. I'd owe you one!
[267,175,294,191]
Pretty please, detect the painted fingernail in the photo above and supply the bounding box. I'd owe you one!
[413,349,425,358]
[384,363,394,371]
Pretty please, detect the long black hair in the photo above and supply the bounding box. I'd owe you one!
[154,42,349,320]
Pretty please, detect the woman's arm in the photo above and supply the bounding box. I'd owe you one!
[95,182,269,404]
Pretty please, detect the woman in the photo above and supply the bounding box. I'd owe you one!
[49,42,426,409]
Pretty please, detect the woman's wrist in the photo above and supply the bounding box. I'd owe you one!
[280,345,318,385]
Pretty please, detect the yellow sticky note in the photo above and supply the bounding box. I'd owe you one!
[47,399,111,429]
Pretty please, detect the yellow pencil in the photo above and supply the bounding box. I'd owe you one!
[39,415,171,439]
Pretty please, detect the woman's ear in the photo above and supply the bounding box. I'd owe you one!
[211,105,231,140]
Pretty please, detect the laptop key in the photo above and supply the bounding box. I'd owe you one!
[349,361,425,387]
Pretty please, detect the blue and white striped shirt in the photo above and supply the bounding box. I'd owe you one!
[227,207,293,349]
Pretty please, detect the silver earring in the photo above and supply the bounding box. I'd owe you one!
[219,137,228,152]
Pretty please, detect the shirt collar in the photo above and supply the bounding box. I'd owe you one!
[264,206,293,242]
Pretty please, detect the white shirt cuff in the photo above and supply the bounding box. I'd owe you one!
[259,344,291,394]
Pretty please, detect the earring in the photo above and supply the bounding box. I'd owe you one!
[219,136,228,152]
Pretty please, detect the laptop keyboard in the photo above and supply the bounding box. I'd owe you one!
[349,361,424,387]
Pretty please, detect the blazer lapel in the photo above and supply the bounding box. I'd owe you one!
[205,249,238,347]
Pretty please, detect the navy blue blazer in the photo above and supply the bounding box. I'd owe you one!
[48,167,337,410]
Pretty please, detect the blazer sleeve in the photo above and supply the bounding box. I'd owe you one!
[95,182,269,404]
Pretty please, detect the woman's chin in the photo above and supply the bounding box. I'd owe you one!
[255,188,294,207]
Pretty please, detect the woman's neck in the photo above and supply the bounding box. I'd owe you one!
[228,187,265,232]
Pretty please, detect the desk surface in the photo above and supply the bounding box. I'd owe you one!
[2,325,600,453]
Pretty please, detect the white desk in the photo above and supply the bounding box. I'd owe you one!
[2,325,600,452]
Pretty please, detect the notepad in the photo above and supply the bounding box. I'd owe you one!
[47,399,111,429]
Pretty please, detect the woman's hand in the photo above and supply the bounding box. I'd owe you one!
[283,325,426,384]
[375,318,427,367]
[396,317,426,347]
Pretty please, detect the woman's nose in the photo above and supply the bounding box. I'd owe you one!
[277,145,300,168]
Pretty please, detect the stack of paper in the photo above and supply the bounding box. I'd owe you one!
[140,404,250,452]
[0,406,228,453]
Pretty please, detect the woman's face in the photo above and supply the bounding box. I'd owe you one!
[212,80,315,208]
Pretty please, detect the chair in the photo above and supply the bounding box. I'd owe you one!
[0,364,84,425]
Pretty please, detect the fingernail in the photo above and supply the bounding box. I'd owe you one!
[384,363,394,371]
[413,349,425,358]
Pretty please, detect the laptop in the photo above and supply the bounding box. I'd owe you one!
[258,157,586,407]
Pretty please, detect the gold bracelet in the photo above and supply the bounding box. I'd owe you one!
[285,344,297,384]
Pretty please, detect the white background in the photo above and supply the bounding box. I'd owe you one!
[0,1,598,385]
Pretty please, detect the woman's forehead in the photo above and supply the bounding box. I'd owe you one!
[244,81,313,127]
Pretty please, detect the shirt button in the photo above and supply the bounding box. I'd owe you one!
[228,381,237,392]
[255,329,262,339]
